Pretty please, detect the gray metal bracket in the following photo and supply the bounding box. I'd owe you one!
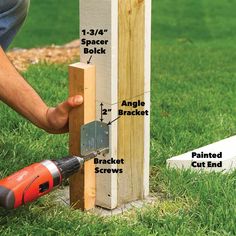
[80,121,109,156]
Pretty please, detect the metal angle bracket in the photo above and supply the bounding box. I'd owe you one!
[80,121,109,156]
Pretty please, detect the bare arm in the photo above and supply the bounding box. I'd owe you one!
[0,47,83,133]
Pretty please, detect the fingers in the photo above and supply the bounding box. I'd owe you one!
[58,95,83,114]
[67,95,84,107]
[45,124,69,134]
[44,95,83,134]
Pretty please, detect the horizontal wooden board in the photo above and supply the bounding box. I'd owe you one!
[167,136,236,172]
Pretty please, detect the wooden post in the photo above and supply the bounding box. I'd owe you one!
[79,0,151,209]
[69,62,96,210]
[80,0,118,210]
[117,0,151,205]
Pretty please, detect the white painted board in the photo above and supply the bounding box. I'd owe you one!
[167,136,236,172]
[80,0,118,105]
[80,0,118,209]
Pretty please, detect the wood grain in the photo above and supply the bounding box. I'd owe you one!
[118,0,145,101]
[78,0,151,209]
[118,0,148,205]
[80,0,118,209]
[80,0,118,105]
[69,62,96,210]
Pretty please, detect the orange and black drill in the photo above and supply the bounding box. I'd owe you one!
[0,152,99,210]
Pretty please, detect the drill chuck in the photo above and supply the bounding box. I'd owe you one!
[53,156,84,179]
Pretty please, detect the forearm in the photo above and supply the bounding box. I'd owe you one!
[0,47,48,130]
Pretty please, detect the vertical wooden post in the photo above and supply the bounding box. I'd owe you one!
[117,0,151,205]
[80,0,118,210]
[79,0,151,209]
[69,62,96,210]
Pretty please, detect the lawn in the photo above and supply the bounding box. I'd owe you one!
[10,0,79,48]
[1,0,236,235]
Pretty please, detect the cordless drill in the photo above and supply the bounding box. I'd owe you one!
[0,152,99,210]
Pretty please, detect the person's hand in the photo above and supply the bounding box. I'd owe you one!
[44,95,83,134]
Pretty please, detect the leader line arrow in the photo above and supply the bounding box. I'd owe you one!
[87,55,93,64]
[100,103,104,122]
[107,116,121,126]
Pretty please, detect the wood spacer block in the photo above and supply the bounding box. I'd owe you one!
[68,62,96,210]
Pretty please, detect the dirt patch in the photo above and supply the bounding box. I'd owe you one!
[7,39,80,72]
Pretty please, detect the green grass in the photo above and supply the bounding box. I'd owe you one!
[1,0,236,235]
[10,0,79,48]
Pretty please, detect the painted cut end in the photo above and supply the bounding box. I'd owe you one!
[167,135,236,173]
